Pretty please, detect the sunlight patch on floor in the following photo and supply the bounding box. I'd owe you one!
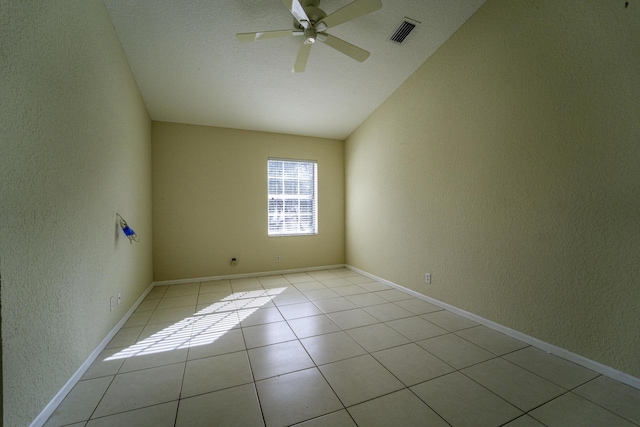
[105,287,286,360]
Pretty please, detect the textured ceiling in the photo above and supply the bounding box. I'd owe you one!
[104,0,486,140]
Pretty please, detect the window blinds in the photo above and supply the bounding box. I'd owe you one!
[268,159,318,236]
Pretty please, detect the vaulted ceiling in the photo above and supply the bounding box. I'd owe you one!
[104,0,486,139]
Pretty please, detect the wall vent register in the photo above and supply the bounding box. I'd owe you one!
[390,17,420,44]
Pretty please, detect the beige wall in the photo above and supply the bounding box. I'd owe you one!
[152,122,345,281]
[346,0,640,378]
[0,2,153,425]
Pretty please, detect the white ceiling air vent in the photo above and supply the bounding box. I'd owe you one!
[390,17,420,44]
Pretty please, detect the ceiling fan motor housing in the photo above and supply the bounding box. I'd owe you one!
[301,0,321,8]
[294,5,327,29]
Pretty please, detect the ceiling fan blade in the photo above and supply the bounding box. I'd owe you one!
[282,0,311,28]
[236,30,302,42]
[318,33,370,62]
[318,0,382,29]
[293,42,313,73]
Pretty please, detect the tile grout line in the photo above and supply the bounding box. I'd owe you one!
[556,378,640,426]
[173,281,201,427]
[235,279,275,427]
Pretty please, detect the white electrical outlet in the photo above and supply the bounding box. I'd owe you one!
[276,256,280,262]
[110,296,115,312]
[425,273,431,284]
[117,292,121,305]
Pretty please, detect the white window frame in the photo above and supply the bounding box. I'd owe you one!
[267,158,318,236]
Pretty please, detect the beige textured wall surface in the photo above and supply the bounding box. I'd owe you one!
[152,122,345,281]
[0,2,153,425]
[345,0,640,378]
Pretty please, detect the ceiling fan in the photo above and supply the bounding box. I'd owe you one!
[236,0,382,73]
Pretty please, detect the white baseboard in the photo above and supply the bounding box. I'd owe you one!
[346,265,640,391]
[30,282,156,427]
[152,264,347,286]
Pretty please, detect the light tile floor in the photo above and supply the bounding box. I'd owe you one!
[45,268,640,427]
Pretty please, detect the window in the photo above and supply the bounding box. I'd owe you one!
[268,159,318,236]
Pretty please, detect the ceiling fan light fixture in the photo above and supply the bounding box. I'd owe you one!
[304,28,317,44]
